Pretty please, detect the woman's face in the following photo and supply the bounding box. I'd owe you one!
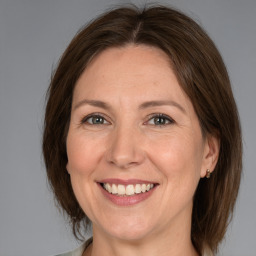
[66,45,215,241]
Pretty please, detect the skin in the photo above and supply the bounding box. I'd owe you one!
[66,45,219,256]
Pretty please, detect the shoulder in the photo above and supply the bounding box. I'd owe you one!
[54,238,92,256]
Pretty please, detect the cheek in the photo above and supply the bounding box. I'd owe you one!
[147,131,204,180]
[66,133,102,217]
[66,133,101,175]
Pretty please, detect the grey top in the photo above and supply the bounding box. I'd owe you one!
[55,238,92,256]
[54,237,213,256]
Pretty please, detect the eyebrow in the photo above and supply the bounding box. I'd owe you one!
[74,99,186,114]
[139,100,186,114]
[73,99,111,110]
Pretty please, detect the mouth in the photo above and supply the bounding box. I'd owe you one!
[97,179,159,206]
[100,182,156,196]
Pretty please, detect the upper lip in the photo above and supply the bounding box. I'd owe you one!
[98,178,158,185]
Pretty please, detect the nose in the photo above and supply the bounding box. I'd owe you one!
[106,125,145,169]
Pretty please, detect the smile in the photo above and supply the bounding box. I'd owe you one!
[102,183,155,196]
[98,179,158,206]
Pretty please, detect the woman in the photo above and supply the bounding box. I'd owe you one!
[43,5,242,256]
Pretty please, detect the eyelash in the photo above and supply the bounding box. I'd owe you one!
[145,113,175,126]
[81,113,110,125]
[80,113,175,126]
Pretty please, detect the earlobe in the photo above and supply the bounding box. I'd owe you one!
[201,134,220,178]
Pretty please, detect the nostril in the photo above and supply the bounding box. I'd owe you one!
[105,132,145,168]
[106,149,145,169]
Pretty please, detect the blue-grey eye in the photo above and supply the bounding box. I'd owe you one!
[84,115,107,125]
[154,116,168,125]
[147,114,173,126]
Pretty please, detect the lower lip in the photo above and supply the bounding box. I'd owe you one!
[98,183,157,206]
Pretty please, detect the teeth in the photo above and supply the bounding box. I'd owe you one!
[126,185,135,195]
[102,183,155,196]
[112,184,118,194]
[135,184,141,194]
[105,183,112,193]
[117,184,126,195]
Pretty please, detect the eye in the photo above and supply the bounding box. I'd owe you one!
[81,114,109,125]
[146,114,174,126]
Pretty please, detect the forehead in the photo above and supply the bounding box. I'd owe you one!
[88,44,171,70]
[73,44,192,110]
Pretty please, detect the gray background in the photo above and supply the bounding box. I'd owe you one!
[0,0,255,255]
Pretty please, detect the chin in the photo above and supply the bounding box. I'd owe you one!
[101,217,155,242]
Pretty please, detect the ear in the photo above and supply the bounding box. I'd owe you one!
[200,134,220,178]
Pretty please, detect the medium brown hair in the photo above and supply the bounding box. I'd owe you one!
[43,5,242,255]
